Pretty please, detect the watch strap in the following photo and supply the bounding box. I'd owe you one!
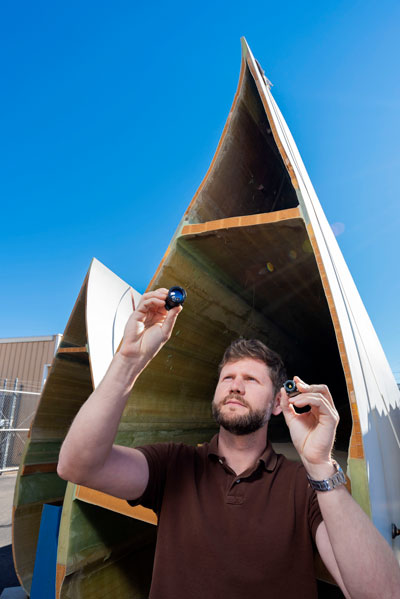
[307,460,346,492]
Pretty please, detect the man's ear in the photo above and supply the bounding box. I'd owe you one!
[272,390,283,416]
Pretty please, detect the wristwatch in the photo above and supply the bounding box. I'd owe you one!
[306,460,347,492]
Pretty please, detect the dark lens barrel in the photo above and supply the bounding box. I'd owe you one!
[165,286,187,310]
[283,380,298,395]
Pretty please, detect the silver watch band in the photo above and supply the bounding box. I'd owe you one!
[306,460,346,492]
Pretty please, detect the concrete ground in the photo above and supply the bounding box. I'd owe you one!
[0,472,23,595]
[0,472,16,547]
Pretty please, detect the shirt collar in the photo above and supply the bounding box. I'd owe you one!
[207,433,278,472]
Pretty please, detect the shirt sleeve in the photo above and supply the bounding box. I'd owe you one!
[127,442,174,515]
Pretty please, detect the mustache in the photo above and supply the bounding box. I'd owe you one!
[222,394,250,408]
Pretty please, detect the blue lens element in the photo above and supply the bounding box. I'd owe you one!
[165,286,187,310]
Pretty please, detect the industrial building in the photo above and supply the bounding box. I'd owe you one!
[0,335,61,472]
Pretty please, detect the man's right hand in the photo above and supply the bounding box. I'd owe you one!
[57,287,182,500]
[119,288,182,370]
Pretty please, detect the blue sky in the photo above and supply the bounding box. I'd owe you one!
[1,1,399,382]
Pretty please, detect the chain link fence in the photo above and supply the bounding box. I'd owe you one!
[0,378,41,473]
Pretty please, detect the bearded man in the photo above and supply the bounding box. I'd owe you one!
[58,288,400,599]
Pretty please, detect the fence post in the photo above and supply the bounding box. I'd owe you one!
[1,377,19,470]
[0,378,7,424]
[0,379,7,470]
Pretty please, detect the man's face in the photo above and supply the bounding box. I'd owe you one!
[212,358,280,436]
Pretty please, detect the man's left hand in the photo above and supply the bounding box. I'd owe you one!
[279,377,339,479]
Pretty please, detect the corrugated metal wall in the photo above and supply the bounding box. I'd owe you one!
[0,335,61,470]
[0,336,59,388]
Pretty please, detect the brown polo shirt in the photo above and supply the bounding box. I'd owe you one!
[129,435,323,598]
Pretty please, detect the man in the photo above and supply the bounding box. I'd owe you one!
[58,288,400,599]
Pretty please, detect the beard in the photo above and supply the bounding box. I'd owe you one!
[212,394,274,436]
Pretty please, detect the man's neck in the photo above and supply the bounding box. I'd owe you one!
[217,425,269,476]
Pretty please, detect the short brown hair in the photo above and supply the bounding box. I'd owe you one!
[218,338,287,395]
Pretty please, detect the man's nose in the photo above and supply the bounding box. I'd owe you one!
[229,376,245,394]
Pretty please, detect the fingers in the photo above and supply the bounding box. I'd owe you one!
[134,288,184,335]
[280,378,338,423]
[120,288,183,362]
[138,297,167,314]
[293,377,335,407]
[139,288,169,304]
[135,289,169,317]
[130,287,168,312]
[290,377,339,424]
[278,388,296,421]
[289,393,338,421]
[294,376,328,395]
[161,305,182,339]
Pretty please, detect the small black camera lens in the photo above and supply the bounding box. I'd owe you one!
[283,380,298,396]
[165,286,187,310]
[283,379,310,413]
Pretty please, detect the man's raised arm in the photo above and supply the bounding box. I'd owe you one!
[57,288,182,500]
[278,377,400,599]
